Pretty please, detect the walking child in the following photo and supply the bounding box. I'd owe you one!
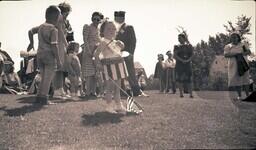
[94,21,128,113]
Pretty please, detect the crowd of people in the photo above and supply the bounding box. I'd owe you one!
[0,2,148,114]
[0,2,253,113]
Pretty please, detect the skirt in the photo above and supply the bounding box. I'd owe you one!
[100,57,129,81]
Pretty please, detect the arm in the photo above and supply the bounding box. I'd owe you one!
[242,45,251,56]
[173,46,186,63]
[14,73,22,88]
[224,44,239,58]
[127,26,136,55]
[27,26,39,51]
[50,28,62,68]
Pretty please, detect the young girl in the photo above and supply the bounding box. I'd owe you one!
[94,21,127,113]
[66,42,81,100]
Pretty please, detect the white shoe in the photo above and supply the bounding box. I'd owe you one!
[72,96,80,101]
[115,102,127,114]
[141,92,149,97]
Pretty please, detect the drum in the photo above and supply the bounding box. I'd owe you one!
[100,57,128,81]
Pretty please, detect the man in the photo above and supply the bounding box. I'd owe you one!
[165,50,176,94]
[114,11,141,96]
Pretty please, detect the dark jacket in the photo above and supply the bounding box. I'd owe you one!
[116,23,136,55]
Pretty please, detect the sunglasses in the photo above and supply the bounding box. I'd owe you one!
[93,18,101,22]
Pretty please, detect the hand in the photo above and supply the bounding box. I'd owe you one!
[57,61,63,69]
[27,43,34,51]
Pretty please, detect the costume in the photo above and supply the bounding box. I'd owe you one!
[174,44,193,83]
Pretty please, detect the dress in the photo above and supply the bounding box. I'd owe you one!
[174,44,193,83]
[81,23,100,79]
[224,43,250,87]
[154,61,166,92]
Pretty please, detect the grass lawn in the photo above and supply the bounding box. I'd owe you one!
[0,91,255,149]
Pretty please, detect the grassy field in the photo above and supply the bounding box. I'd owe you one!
[0,91,255,150]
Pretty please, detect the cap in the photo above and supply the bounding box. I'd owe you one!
[114,11,125,17]
[166,51,172,55]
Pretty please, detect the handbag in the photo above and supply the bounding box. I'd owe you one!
[235,54,250,76]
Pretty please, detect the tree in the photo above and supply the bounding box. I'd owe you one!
[224,15,252,41]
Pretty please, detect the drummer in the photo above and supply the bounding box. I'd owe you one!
[94,20,128,114]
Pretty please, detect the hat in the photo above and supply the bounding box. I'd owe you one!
[166,51,172,55]
[157,54,164,59]
[114,11,125,17]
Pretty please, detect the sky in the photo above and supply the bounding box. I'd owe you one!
[0,0,255,76]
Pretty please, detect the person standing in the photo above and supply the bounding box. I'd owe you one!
[114,11,141,96]
[94,21,127,113]
[81,12,104,97]
[53,2,72,99]
[165,51,176,94]
[28,5,62,104]
[224,32,251,100]
[173,34,194,98]
[154,54,166,93]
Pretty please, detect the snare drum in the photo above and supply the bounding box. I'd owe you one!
[100,57,129,81]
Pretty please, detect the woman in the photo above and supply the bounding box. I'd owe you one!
[53,2,73,99]
[224,32,251,100]
[58,2,74,42]
[173,34,193,98]
[81,12,104,97]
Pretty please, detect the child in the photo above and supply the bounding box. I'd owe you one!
[94,21,127,113]
[66,42,81,100]
[27,5,62,104]
[137,70,149,97]
[154,54,166,93]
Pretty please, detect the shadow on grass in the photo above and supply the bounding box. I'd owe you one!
[16,96,37,104]
[81,112,126,126]
[2,96,44,117]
